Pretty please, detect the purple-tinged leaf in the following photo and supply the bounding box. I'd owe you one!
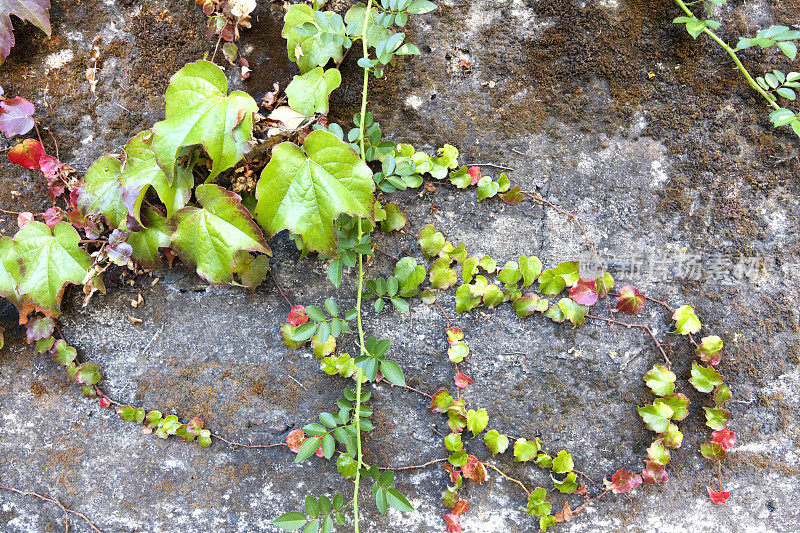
[0,96,34,137]
[0,0,52,62]
[615,285,645,314]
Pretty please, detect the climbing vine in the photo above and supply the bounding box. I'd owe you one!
[0,0,755,531]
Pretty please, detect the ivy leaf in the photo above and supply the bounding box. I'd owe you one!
[461,455,487,483]
[512,294,548,318]
[558,298,587,327]
[595,272,614,299]
[233,251,270,291]
[76,156,128,229]
[551,471,578,493]
[430,389,454,413]
[0,96,34,137]
[543,304,565,323]
[0,0,51,63]
[519,255,542,287]
[615,285,645,314]
[641,461,668,485]
[454,373,473,389]
[659,423,684,449]
[394,257,424,297]
[285,67,342,116]
[643,365,676,396]
[126,209,171,270]
[638,401,674,433]
[152,60,258,183]
[285,4,345,73]
[483,430,509,455]
[13,222,92,315]
[255,130,374,256]
[482,284,504,308]
[499,186,524,205]
[466,409,488,436]
[714,384,731,407]
[538,269,565,295]
[497,261,521,285]
[444,432,463,452]
[707,487,730,505]
[701,441,726,461]
[525,487,551,517]
[568,278,597,306]
[25,315,54,342]
[476,176,499,201]
[171,184,271,284]
[712,427,736,449]
[647,439,671,465]
[430,257,457,290]
[603,468,642,494]
[659,393,690,421]
[704,407,731,431]
[380,203,406,232]
[552,450,574,473]
[695,335,723,365]
[552,261,580,286]
[120,132,192,223]
[689,361,723,393]
[418,224,445,259]
[513,438,539,462]
[673,304,701,335]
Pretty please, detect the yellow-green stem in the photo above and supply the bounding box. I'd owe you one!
[673,0,780,110]
[352,2,373,532]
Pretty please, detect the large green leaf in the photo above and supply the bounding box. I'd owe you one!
[283,4,345,73]
[254,130,374,255]
[76,156,127,228]
[127,208,171,269]
[152,60,258,183]
[171,184,271,284]
[285,67,342,116]
[12,222,92,315]
[0,235,23,308]
[120,132,193,223]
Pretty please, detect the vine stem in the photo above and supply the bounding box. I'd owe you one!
[484,463,531,496]
[0,484,103,533]
[352,4,374,530]
[673,0,780,111]
[586,314,671,366]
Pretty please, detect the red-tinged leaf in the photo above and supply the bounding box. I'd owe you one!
[569,277,598,306]
[443,463,460,483]
[641,460,668,485]
[0,96,35,137]
[98,397,111,409]
[452,500,469,515]
[0,0,52,62]
[17,211,33,228]
[430,389,454,413]
[39,154,63,179]
[467,166,482,186]
[499,186,524,206]
[461,455,486,483]
[43,207,62,228]
[615,285,646,314]
[454,373,473,389]
[444,513,462,533]
[286,305,308,326]
[8,138,44,170]
[25,315,54,342]
[446,326,463,345]
[707,487,730,504]
[604,468,642,494]
[286,429,305,452]
[712,427,736,450]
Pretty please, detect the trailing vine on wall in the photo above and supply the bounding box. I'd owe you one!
[0,0,767,530]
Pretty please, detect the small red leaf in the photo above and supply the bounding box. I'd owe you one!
[615,285,646,314]
[569,278,598,306]
[461,455,487,483]
[444,513,462,533]
[452,500,469,515]
[17,212,33,228]
[467,166,482,186]
[454,373,473,389]
[443,464,460,483]
[43,207,62,228]
[286,305,308,326]
[446,326,463,345]
[8,138,44,170]
[641,460,668,485]
[98,397,111,408]
[604,468,642,494]
[707,487,730,504]
[286,429,305,452]
[712,427,736,450]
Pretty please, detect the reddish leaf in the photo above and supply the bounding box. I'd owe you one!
[454,373,473,389]
[286,305,308,326]
[569,277,598,306]
[712,427,736,450]
[446,326,463,345]
[461,455,487,483]
[8,138,44,170]
[17,211,33,228]
[26,315,54,342]
[707,487,730,504]
[467,166,482,186]
[452,500,469,515]
[430,389,454,413]
[641,460,668,485]
[604,468,642,494]
[0,0,52,62]
[98,397,111,408]
[0,96,35,137]
[286,429,305,452]
[444,513,462,533]
[499,186,524,206]
[443,464,460,483]
[614,285,646,314]
[43,207,62,228]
